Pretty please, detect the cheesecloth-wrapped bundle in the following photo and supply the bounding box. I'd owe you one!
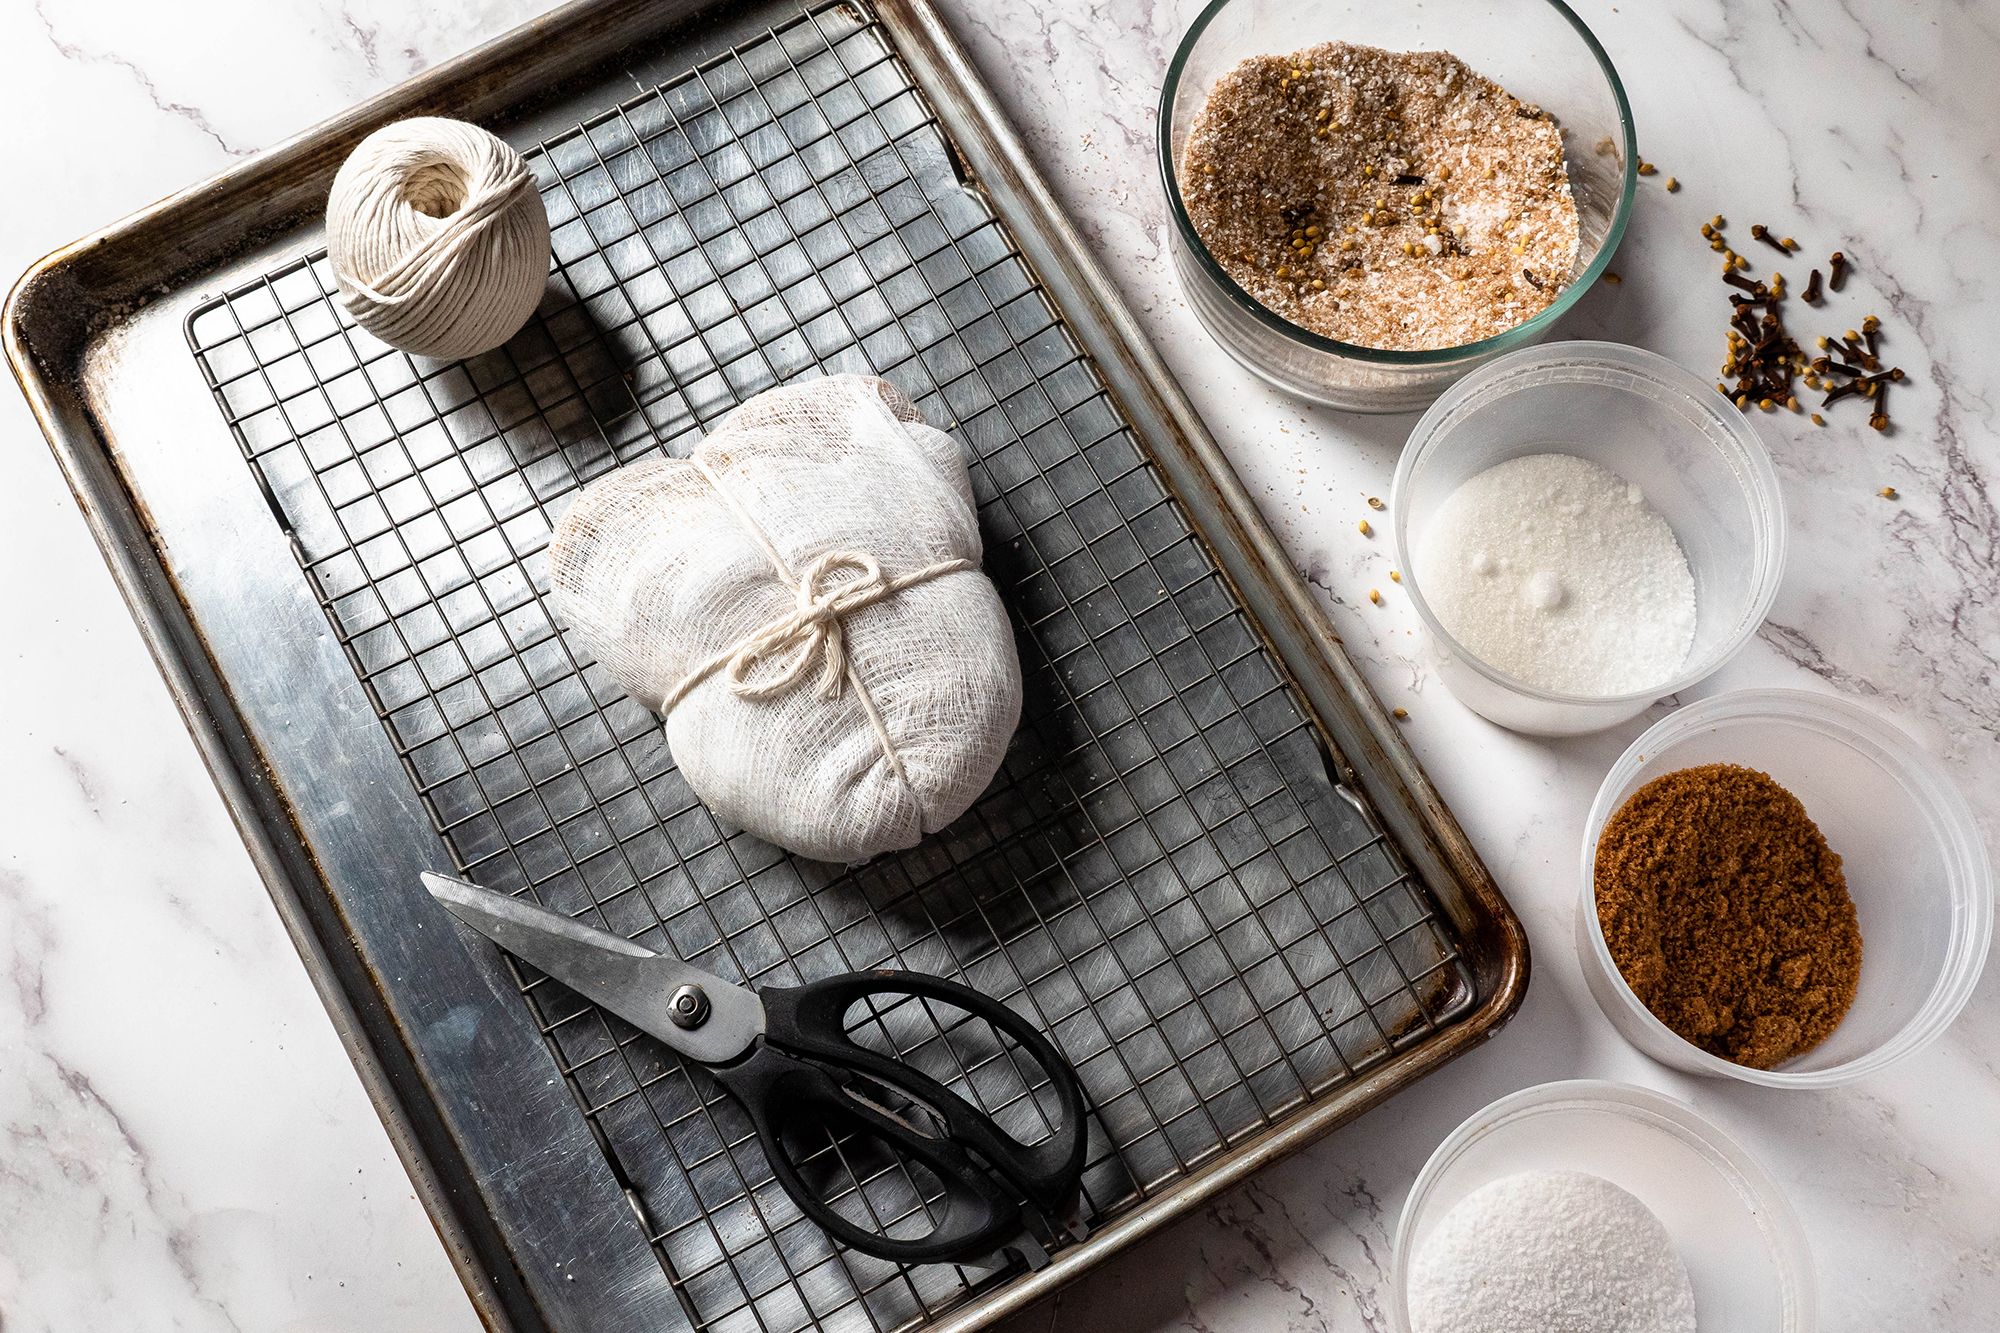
[549,375,1020,862]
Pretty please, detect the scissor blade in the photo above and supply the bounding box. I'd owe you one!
[421,872,763,1065]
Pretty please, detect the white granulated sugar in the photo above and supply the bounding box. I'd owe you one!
[1409,1170,1696,1333]
[1414,453,1695,695]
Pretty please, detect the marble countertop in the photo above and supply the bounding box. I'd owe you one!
[2,0,1994,1328]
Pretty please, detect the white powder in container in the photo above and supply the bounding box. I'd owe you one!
[1409,1170,1697,1333]
[1414,454,1695,695]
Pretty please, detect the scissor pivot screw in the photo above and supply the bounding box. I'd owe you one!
[669,984,711,1030]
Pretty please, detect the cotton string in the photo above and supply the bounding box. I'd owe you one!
[658,456,976,782]
[327,117,551,361]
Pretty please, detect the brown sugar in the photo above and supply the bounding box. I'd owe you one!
[1594,763,1862,1069]
[1179,41,1580,351]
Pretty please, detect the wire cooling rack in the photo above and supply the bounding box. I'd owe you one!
[186,4,1471,1331]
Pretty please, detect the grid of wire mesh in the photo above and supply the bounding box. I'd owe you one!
[186,4,1472,1331]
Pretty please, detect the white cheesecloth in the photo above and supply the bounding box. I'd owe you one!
[326,117,550,361]
[548,375,1022,863]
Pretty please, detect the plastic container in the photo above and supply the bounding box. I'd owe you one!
[1577,688,1994,1086]
[1390,341,1785,735]
[1392,1080,1815,1333]
[1157,0,1635,413]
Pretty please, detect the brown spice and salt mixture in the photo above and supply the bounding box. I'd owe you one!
[1180,42,1580,350]
[1594,763,1862,1070]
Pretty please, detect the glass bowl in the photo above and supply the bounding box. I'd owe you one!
[1392,1080,1815,1333]
[1158,0,1636,413]
[1390,341,1786,735]
[1577,688,1994,1087]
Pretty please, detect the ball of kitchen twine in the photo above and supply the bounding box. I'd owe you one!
[327,117,550,361]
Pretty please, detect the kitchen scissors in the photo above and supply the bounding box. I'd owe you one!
[422,872,1089,1268]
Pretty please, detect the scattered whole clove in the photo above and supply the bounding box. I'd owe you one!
[1709,215,1898,432]
[1749,224,1791,256]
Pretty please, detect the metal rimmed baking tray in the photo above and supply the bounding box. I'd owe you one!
[5,2,1527,1331]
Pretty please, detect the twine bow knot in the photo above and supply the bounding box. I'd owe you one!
[731,550,894,702]
[659,548,976,715]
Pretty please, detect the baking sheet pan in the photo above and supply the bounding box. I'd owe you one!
[6,2,1527,1330]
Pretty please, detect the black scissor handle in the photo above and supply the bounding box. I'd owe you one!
[760,971,1087,1216]
[713,1041,1022,1264]
[715,970,1087,1263]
